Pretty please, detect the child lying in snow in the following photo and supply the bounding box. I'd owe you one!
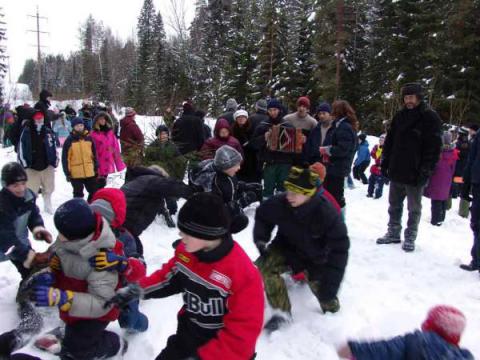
[337,305,473,360]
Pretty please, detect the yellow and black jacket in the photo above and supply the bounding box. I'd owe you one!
[62,130,98,179]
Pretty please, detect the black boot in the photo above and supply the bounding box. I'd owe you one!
[376,228,401,244]
[264,314,290,333]
[460,262,479,271]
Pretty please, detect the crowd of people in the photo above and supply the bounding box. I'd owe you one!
[0,82,476,359]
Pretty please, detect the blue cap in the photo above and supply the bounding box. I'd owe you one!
[316,102,332,114]
[267,98,283,110]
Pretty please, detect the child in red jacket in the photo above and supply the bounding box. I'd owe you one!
[109,193,264,360]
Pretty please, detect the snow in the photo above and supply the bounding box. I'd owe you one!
[0,129,479,359]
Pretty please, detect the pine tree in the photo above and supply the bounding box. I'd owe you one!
[151,11,167,113]
[0,8,7,104]
[135,0,157,113]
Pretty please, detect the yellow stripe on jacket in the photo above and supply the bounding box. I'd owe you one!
[68,138,95,179]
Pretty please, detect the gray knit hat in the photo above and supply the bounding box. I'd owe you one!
[255,99,268,112]
[214,145,243,171]
[225,98,238,111]
[90,199,115,225]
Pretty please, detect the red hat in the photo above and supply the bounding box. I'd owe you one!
[90,188,126,228]
[296,96,311,109]
[421,305,466,346]
[32,111,44,120]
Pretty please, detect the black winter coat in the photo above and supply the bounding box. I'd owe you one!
[232,124,259,182]
[455,135,470,177]
[249,111,269,133]
[463,134,480,185]
[216,111,235,126]
[382,102,442,186]
[172,110,205,155]
[254,193,349,301]
[324,118,357,177]
[0,188,44,278]
[121,167,194,236]
[303,124,334,165]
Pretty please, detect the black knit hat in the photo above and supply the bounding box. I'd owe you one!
[54,199,97,240]
[155,125,169,136]
[178,193,231,240]
[284,167,319,196]
[358,133,367,142]
[1,162,27,187]
[401,83,423,98]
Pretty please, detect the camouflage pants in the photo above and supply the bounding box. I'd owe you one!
[255,246,322,314]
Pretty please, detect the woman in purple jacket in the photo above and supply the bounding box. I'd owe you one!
[424,132,458,225]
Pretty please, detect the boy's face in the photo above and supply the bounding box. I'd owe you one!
[297,105,308,117]
[180,232,213,253]
[286,191,311,208]
[6,181,27,198]
[74,123,85,133]
[268,108,280,119]
[224,163,241,177]
[317,112,331,123]
[158,131,169,142]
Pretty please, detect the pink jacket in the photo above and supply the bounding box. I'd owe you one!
[91,129,126,176]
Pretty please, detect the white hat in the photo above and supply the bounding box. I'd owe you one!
[234,109,248,120]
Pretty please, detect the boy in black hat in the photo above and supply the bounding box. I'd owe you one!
[254,166,349,332]
[108,193,264,360]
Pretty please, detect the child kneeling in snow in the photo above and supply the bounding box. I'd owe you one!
[337,305,473,360]
[108,193,264,360]
[31,199,124,359]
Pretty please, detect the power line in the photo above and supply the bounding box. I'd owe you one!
[27,6,48,96]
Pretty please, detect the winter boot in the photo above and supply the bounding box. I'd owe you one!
[376,228,401,244]
[402,239,415,252]
[163,211,176,228]
[264,314,290,333]
[43,194,53,215]
[459,261,479,272]
[459,199,470,218]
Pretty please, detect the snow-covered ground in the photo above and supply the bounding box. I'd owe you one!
[0,127,479,359]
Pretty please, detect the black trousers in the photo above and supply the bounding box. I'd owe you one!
[353,161,369,184]
[71,177,97,202]
[323,174,346,208]
[61,320,119,360]
[469,184,480,267]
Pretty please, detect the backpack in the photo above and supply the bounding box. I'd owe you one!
[188,159,216,192]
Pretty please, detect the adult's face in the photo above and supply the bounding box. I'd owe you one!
[7,181,27,198]
[317,112,331,123]
[297,105,308,117]
[404,95,420,109]
[236,116,248,126]
[268,108,280,119]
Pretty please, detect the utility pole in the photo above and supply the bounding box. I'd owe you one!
[27,6,48,97]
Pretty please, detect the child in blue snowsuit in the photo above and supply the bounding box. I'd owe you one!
[352,133,370,184]
[337,305,473,360]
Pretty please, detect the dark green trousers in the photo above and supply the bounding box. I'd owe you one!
[262,163,291,198]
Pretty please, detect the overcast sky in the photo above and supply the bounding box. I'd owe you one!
[2,0,195,83]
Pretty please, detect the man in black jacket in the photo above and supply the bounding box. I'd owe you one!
[377,83,442,252]
[172,102,205,155]
[34,89,54,129]
[121,166,194,255]
[249,99,269,132]
[254,167,349,332]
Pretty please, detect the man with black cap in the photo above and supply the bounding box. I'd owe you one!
[108,193,264,360]
[172,101,205,155]
[216,98,239,127]
[254,166,349,332]
[249,99,269,133]
[378,82,442,252]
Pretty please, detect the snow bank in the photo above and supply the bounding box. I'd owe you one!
[0,125,478,359]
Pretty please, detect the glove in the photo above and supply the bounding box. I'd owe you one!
[31,270,55,287]
[320,297,340,314]
[255,241,268,257]
[104,283,143,309]
[49,253,61,271]
[32,251,52,267]
[33,286,74,312]
[89,251,128,272]
[461,183,473,202]
[33,227,53,243]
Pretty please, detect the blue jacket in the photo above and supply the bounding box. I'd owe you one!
[463,134,480,185]
[0,188,44,272]
[324,117,357,177]
[349,330,473,360]
[303,124,334,164]
[18,124,58,169]
[354,140,370,166]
